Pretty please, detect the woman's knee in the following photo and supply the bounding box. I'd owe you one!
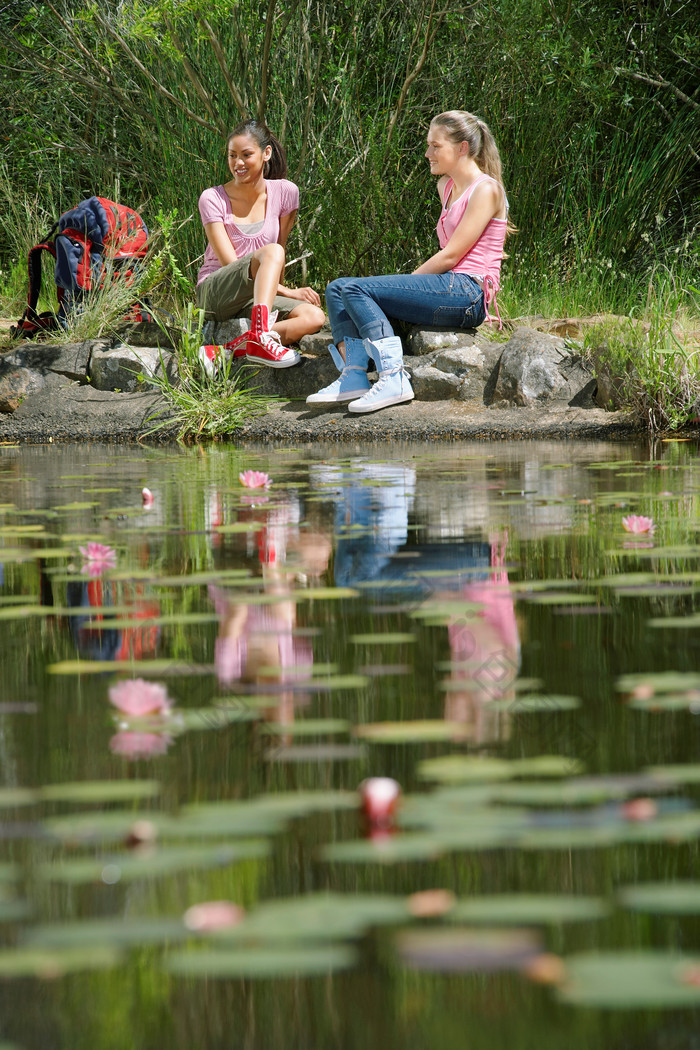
[255,242,285,266]
[290,302,326,332]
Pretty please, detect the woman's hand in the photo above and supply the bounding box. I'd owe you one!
[278,284,321,306]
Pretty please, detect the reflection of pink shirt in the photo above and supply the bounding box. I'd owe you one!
[197,179,299,286]
[209,591,313,687]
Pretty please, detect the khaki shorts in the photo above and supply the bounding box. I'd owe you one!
[196,257,301,322]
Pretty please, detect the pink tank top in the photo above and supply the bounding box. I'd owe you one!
[437,174,508,326]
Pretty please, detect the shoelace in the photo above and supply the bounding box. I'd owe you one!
[257,330,290,359]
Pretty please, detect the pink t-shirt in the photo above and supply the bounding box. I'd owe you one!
[197,178,299,286]
[437,173,508,324]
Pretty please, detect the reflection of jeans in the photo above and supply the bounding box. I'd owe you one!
[326,273,485,343]
[333,464,415,588]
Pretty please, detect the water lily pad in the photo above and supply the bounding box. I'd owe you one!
[396,927,541,972]
[559,951,700,1008]
[40,780,160,804]
[259,719,350,737]
[265,744,364,763]
[619,882,700,913]
[216,892,410,944]
[349,633,416,645]
[24,917,188,949]
[44,811,173,844]
[38,841,269,884]
[646,764,700,785]
[418,755,583,784]
[0,788,38,808]
[47,659,212,676]
[322,833,444,864]
[0,945,122,978]
[354,721,469,743]
[0,899,32,922]
[166,943,356,978]
[486,694,581,712]
[449,895,608,925]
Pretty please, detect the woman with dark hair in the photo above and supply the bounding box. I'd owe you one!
[307,110,511,412]
[197,120,324,371]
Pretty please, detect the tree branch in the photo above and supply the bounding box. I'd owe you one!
[91,9,220,134]
[198,16,248,122]
[164,17,227,135]
[383,0,447,160]
[257,0,278,121]
[612,66,700,111]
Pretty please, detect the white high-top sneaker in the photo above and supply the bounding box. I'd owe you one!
[306,338,371,404]
[347,336,414,413]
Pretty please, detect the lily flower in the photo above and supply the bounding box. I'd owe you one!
[239,470,272,489]
[79,542,117,577]
[142,487,154,508]
[108,678,172,717]
[359,777,401,828]
[621,515,655,534]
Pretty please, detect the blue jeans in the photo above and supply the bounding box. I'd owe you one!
[325,272,486,344]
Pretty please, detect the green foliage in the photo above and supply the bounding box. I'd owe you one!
[143,305,279,440]
[584,270,700,431]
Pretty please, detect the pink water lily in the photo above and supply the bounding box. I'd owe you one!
[184,901,245,933]
[79,542,117,576]
[239,470,271,489]
[621,515,655,535]
[108,678,172,717]
[142,487,154,508]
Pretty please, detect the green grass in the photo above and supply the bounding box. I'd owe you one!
[141,306,280,441]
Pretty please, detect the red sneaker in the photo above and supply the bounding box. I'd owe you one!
[245,330,301,368]
[198,344,222,377]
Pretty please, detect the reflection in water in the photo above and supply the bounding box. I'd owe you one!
[443,535,520,744]
[210,495,331,743]
[4,440,700,1048]
[312,460,521,742]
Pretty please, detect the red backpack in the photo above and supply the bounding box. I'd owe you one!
[11,196,151,340]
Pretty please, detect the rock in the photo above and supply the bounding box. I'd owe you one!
[0,367,47,413]
[299,329,333,356]
[409,365,462,400]
[116,321,177,349]
[405,326,481,356]
[90,345,177,392]
[493,327,596,407]
[212,317,249,345]
[10,377,167,437]
[230,354,338,401]
[0,340,98,382]
[432,347,485,375]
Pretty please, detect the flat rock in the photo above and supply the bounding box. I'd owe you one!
[233,354,338,400]
[90,345,177,392]
[409,365,463,400]
[0,340,100,382]
[493,327,596,407]
[432,347,485,374]
[299,329,333,356]
[405,326,482,356]
[115,321,177,349]
[6,379,168,440]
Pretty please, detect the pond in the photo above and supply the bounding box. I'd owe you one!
[1,436,700,1048]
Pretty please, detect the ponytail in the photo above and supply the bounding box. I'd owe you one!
[430,110,515,237]
[431,110,502,182]
[227,120,287,179]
